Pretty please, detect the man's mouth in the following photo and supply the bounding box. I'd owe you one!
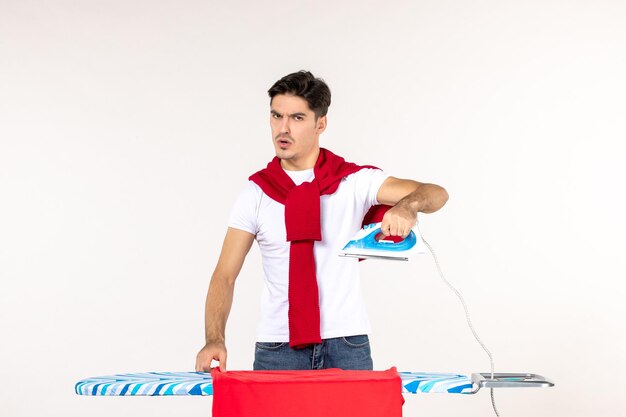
[276,137,292,148]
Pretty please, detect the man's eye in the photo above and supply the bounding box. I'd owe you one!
[294,116,303,121]
[272,113,281,119]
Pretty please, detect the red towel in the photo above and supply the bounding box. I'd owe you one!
[211,368,404,417]
[249,148,390,348]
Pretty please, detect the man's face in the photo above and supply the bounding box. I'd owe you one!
[270,94,326,168]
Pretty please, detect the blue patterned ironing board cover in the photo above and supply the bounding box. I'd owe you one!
[75,371,474,396]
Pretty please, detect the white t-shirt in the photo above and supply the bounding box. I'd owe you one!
[228,168,389,342]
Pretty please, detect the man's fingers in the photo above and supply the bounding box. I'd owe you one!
[380,219,396,236]
[218,351,227,372]
[195,357,208,372]
[381,217,397,236]
[388,217,403,237]
[195,345,227,372]
[381,210,417,237]
[381,219,416,238]
[402,219,416,237]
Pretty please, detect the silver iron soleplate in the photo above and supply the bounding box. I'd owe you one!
[471,373,554,389]
[338,253,409,261]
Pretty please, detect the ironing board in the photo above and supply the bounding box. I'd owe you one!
[75,371,552,396]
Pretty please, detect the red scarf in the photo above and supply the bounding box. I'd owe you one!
[249,148,390,348]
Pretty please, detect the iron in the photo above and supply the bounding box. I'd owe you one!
[338,222,426,261]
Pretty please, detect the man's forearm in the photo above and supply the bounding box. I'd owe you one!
[204,273,236,344]
[395,182,449,214]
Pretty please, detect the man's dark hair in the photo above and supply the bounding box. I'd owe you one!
[268,71,331,119]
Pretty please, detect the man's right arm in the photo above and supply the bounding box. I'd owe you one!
[195,227,255,372]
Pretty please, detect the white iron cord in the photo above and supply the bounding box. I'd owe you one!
[415,222,500,417]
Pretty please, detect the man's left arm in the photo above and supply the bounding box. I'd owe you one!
[376,177,449,238]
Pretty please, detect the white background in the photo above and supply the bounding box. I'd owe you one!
[1,1,625,416]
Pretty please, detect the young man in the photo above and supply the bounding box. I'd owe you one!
[195,71,448,372]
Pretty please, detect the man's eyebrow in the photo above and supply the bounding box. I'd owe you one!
[270,109,307,118]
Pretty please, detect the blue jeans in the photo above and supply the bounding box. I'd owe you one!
[253,335,373,370]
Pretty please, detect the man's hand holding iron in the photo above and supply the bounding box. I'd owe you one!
[377,176,449,238]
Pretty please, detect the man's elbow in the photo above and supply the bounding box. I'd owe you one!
[438,186,449,210]
[210,268,239,288]
[423,184,449,214]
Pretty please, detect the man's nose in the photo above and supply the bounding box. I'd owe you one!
[279,117,290,133]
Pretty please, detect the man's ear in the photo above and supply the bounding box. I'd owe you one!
[316,115,327,134]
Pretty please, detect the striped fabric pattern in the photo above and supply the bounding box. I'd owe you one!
[75,371,474,396]
[399,372,474,394]
[75,372,213,396]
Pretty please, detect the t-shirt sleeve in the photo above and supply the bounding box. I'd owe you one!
[227,181,260,235]
[354,168,390,207]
